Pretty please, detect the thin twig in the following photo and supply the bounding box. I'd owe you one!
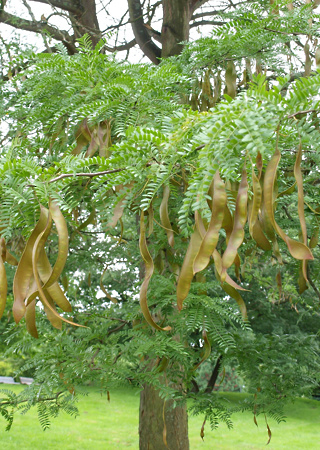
[48,168,125,184]
[286,109,318,119]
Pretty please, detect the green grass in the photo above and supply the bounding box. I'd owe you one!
[0,385,319,449]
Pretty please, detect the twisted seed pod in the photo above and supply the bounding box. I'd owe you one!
[139,211,171,331]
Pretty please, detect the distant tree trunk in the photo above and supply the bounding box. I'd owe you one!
[139,384,189,450]
[161,0,191,58]
[71,0,101,47]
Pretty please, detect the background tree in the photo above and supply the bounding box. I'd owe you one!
[1,1,320,449]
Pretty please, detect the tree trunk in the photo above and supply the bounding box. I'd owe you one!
[161,0,191,58]
[139,383,189,450]
[72,0,101,47]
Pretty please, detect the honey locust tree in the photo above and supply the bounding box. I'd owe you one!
[1,2,320,448]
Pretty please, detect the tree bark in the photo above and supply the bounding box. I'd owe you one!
[128,0,161,64]
[72,0,101,46]
[161,0,191,58]
[139,383,189,450]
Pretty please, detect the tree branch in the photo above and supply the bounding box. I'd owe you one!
[189,0,211,15]
[48,167,125,184]
[0,391,64,407]
[205,355,223,393]
[0,10,76,53]
[104,38,136,53]
[190,20,226,28]
[127,0,161,64]
[29,0,83,15]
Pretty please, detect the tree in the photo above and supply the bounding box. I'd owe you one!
[1,1,320,449]
[0,0,229,60]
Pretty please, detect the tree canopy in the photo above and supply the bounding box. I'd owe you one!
[1,1,320,447]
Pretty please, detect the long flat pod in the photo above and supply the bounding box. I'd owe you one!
[213,249,248,291]
[264,148,313,261]
[248,193,271,251]
[36,248,72,312]
[108,182,134,228]
[139,211,171,331]
[0,239,7,319]
[13,205,49,323]
[177,227,202,311]
[41,200,69,289]
[160,185,174,247]
[221,282,247,320]
[194,171,226,274]
[249,166,262,235]
[25,299,38,338]
[294,142,308,281]
[221,167,248,280]
[32,215,83,328]
[43,291,62,330]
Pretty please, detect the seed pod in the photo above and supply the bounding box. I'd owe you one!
[249,166,262,236]
[221,282,247,319]
[225,61,237,99]
[41,200,68,289]
[294,142,308,281]
[13,206,49,323]
[315,47,320,69]
[177,227,202,311]
[213,249,248,291]
[194,171,226,274]
[32,215,83,328]
[304,43,312,78]
[26,248,72,312]
[139,211,171,330]
[0,239,7,320]
[264,148,313,261]
[160,185,174,247]
[221,167,248,280]
[25,299,38,338]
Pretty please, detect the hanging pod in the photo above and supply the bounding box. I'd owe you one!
[139,210,171,331]
[294,141,309,282]
[13,205,49,323]
[176,226,202,311]
[31,211,82,329]
[221,166,248,281]
[0,238,7,320]
[160,185,174,248]
[193,171,227,274]
[248,165,271,251]
[263,148,313,261]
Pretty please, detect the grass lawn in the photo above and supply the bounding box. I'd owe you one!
[0,384,319,449]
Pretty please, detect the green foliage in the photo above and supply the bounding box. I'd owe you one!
[0,4,320,439]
